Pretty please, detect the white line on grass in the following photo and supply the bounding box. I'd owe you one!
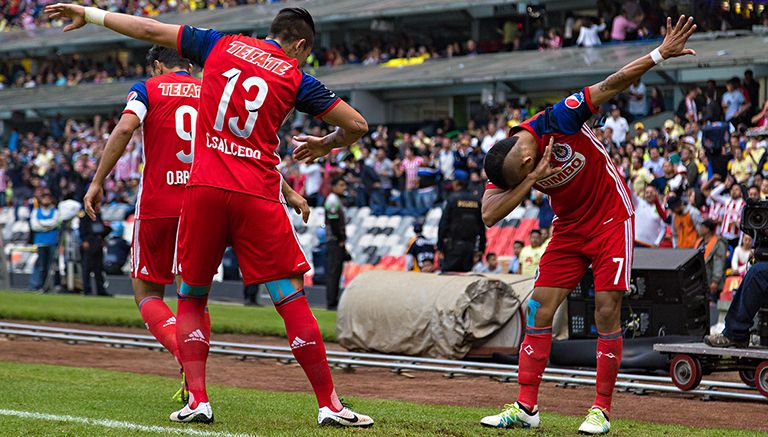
[0,409,257,437]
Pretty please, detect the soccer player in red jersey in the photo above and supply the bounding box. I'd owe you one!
[478,17,697,434]
[49,3,372,427]
[83,46,311,404]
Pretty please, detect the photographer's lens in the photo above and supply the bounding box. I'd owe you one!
[747,210,768,230]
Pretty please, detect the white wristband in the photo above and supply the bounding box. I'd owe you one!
[84,7,108,26]
[649,47,665,65]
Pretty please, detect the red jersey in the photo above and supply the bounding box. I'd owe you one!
[177,26,340,201]
[488,87,634,235]
[123,71,200,219]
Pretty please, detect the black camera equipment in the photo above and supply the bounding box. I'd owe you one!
[740,199,768,262]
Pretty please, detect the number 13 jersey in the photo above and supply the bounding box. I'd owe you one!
[177,26,340,202]
[123,71,201,219]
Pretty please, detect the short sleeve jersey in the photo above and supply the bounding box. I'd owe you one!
[177,26,340,201]
[123,71,201,219]
[487,87,634,235]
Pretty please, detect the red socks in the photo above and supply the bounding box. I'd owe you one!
[176,293,210,408]
[517,327,553,409]
[594,330,623,413]
[138,296,180,362]
[276,293,342,411]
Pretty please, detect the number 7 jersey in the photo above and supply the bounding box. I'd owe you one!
[123,71,200,219]
[176,26,340,202]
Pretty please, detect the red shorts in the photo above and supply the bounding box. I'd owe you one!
[177,186,310,286]
[535,216,635,291]
[131,217,179,285]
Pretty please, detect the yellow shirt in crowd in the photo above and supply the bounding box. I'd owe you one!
[519,245,546,277]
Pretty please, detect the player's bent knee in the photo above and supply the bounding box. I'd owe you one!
[265,279,305,306]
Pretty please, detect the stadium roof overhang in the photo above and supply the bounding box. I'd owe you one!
[0,0,592,57]
[2,34,766,119]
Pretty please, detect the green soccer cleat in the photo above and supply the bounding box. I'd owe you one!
[172,370,189,404]
[578,407,611,435]
[480,402,540,429]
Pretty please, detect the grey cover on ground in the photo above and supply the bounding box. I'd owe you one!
[336,271,534,359]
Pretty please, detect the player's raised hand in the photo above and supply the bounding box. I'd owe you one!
[659,15,697,59]
[83,182,103,221]
[528,137,562,182]
[45,3,87,32]
[292,134,333,163]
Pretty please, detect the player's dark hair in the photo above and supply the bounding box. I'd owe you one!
[270,7,315,46]
[146,45,192,70]
[484,136,518,190]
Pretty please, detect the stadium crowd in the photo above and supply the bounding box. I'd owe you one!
[3,66,766,294]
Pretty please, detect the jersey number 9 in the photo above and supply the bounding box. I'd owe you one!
[175,105,197,164]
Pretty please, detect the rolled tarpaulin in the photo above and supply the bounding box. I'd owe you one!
[336,271,534,359]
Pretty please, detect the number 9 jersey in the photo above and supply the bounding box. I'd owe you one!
[123,71,201,219]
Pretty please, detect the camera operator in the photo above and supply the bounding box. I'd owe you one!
[705,200,768,348]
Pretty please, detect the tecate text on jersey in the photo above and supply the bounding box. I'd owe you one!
[205,132,263,160]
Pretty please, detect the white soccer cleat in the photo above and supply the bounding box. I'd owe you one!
[480,402,540,429]
[578,407,611,435]
[170,394,214,424]
[318,406,374,428]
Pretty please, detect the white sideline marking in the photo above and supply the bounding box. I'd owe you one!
[0,409,257,437]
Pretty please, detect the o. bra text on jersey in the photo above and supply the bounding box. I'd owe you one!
[206,132,262,160]
[157,82,201,98]
[225,41,292,76]
[166,170,190,186]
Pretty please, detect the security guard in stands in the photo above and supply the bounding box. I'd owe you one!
[437,170,486,272]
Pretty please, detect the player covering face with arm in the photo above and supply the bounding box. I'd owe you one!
[49,4,372,427]
[479,16,697,435]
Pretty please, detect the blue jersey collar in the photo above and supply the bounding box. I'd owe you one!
[265,39,281,49]
[174,71,192,76]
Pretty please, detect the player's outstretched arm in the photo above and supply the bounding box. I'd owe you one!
[293,101,369,163]
[83,113,140,220]
[588,15,697,107]
[482,138,560,227]
[45,3,179,48]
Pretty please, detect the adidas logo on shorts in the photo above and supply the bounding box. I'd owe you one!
[184,329,209,345]
[140,266,149,275]
[162,316,176,328]
[290,336,316,350]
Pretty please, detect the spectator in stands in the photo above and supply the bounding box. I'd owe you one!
[396,147,424,212]
[300,160,323,207]
[710,180,746,249]
[627,78,647,120]
[696,219,728,302]
[732,233,753,276]
[728,144,754,184]
[610,8,640,41]
[631,122,648,146]
[701,87,723,122]
[371,148,393,213]
[576,17,606,47]
[508,240,524,274]
[648,86,665,115]
[751,100,768,128]
[498,19,520,51]
[79,209,110,296]
[437,175,485,272]
[480,122,507,154]
[603,105,629,145]
[472,252,503,274]
[324,177,348,310]
[743,69,759,116]
[677,86,700,123]
[633,184,666,248]
[667,195,702,249]
[643,145,665,178]
[518,229,545,277]
[722,77,750,123]
[28,189,60,290]
[405,222,436,273]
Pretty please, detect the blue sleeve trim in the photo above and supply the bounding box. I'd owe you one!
[126,81,150,110]
[179,25,223,66]
[295,72,340,117]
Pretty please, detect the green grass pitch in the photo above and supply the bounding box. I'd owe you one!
[0,290,337,340]
[0,362,762,437]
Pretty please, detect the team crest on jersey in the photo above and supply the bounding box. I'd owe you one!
[552,143,573,162]
[535,152,586,189]
[126,91,138,102]
[565,93,583,109]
